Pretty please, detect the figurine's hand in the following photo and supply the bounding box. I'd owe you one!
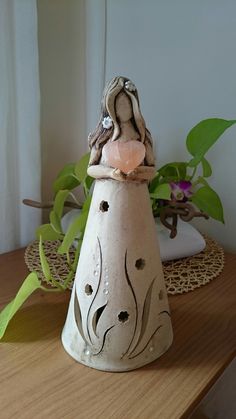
[112,168,127,182]
[126,166,156,181]
[126,168,139,180]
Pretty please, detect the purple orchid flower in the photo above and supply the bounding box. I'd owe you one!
[170,180,192,201]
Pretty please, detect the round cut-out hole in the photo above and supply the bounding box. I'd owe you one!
[85,284,93,295]
[118,311,129,323]
[135,258,145,270]
[99,201,109,212]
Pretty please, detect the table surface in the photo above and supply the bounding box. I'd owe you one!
[0,248,236,419]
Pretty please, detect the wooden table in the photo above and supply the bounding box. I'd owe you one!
[1,249,236,419]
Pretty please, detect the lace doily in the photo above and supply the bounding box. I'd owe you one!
[24,236,224,295]
[163,236,224,294]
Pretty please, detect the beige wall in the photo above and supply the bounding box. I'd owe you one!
[104,0,236,252]
[37,0,236,252]
[37,0,87,204]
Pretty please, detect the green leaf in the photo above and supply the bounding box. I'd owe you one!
[58,195,91,254]
[72,239,83,270]
[149,172,160,193]
[81,193,92,212]
[75,153,90,183]
[50,189,71,232]
[149,183,171,200]
[62,270,75,290]
[54,190,70,219]
[56,162,76,178]
[36,223,61,240]
[62,240,83,289]
[158,164,177,179]
[53,174,79,194]
[201,157,212,177]
[84,175,94,194]
[57,214,85,254]
[49,211,61,233]
[53,163,80,193]
[193,176,210,188]
[39,238,64,290]
[158,162,187,181]
[0,272,41,339]
[39,237,51,282]
[187,118,236,167]
[191,186,224,223]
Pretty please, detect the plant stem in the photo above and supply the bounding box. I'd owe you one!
[66,251,72,269]
[62,271,74,290]
[190,165,197,181]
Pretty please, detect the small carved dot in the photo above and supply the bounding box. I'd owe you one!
[159,290,164,300]
[104,281,109,287]
[135,258,145,270]
[94,270,98,276]
[85,349,90,356]
[103,289,109,295]
[149,346,154,352]
[99,200,109,212]
[85,284,93,295]
[118,311,129,323]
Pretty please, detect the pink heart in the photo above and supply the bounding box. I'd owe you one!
[102,140,146,174]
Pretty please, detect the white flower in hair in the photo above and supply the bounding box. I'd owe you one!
[125,80,136,92]
[102,116,113,129]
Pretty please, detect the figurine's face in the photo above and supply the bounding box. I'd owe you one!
[115,92,133,123]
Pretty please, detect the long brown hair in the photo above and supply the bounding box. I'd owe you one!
[88,76,154,166]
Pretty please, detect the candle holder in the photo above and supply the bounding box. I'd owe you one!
[61,77,173,371]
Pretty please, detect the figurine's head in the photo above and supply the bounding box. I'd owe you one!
[89,76,148,149]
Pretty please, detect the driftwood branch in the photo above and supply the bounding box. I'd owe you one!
[22,199,82,210]
[160,201,209,239]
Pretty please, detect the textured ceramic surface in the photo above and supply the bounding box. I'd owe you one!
[62,180,173,371]
[62,76,173,371]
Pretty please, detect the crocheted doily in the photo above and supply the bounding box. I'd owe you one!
[24,236,224,295]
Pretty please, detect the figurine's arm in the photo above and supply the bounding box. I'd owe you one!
[126,166,156,181]
[88,165,155,182]
[87,165,126,181]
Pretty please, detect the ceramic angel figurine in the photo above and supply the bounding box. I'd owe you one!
[61,76,173,371]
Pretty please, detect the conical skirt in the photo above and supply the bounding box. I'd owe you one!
[62,179,173,371]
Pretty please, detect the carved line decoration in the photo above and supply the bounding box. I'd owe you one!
[92,303,107,338]
[129,310,170,359]
[74,291,87,345]
[127,277,155,358]
[93,325,116,357]
[86,237,103,344]
[121,250,138,358]
[129,325,163,360]
[72,243,166,359]
[73,237,116,356]
[122,251,167,360]
[159,310,171,317]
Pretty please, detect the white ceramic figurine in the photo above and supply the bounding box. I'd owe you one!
[61,76,173,371]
